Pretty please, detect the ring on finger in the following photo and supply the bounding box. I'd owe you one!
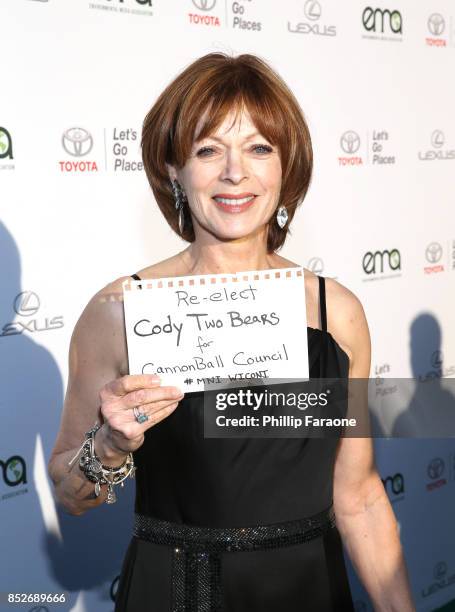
[133,405,149,424]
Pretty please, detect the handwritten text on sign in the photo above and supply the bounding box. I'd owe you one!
[122,267,309,392]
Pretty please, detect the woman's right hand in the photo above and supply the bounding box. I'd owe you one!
[97,373,184,458]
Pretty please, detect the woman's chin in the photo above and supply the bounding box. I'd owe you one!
[208,224,264,244]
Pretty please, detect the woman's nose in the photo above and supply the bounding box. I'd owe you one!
[220,150,248,183]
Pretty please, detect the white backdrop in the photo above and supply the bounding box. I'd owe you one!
[1,1,455,611]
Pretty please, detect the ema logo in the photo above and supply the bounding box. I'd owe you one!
[381,472,404,501]
[362,248,401,279]
[361,7,403,41]
[362,7,402,34]
[0,455,27,488]
[0,127,13,159]
[0,126,15,170]
[88,0,153,17]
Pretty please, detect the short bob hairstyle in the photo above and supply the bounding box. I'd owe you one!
[141,52,313,253]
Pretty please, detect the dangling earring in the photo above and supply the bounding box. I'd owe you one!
[276,205,288,229]
[171,179,187,234]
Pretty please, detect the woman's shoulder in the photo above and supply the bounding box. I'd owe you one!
[105,253,188,295]
[133,252,188,281]
[324,276,371,375]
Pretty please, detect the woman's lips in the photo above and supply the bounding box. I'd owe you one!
[212,195,257,214]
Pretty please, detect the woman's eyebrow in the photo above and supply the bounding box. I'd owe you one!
[197,131,262,144]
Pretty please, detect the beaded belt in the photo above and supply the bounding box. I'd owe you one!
[133,504,336,612]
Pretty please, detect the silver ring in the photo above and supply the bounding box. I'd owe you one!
[133,406,149,424]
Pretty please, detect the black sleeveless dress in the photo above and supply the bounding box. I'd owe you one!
[114,274,355,612]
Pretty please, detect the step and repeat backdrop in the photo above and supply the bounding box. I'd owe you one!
[1,0,454,611]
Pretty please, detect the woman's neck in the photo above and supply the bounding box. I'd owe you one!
[181,242,278,275]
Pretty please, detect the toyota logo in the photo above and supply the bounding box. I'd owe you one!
[304,0,321,21]
[428,13,445,36]
[340,131,361,154]
[192,0,216,10]
[425,241,442,263]
[62,127,93,157]
[431,130,444,149]
[13,291,40,317]
[427,457,444,480]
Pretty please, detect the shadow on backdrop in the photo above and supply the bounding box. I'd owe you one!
[0,221,134,610]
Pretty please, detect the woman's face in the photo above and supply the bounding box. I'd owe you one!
[169,108,282,246]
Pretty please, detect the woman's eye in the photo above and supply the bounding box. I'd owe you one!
[252,144,273,154]
[196,144,273,157]
[196,147,214,156]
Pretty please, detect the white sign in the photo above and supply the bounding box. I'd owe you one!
[122,267,309,392]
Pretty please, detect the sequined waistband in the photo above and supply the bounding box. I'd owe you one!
[133,503,336,553]
[133,506,336,611]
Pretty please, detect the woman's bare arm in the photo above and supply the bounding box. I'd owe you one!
[47,276,183,515]
[329,280,415,611]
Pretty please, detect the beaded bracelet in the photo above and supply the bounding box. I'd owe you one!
[68,422,136,504]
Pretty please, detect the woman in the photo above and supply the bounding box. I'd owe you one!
[48,53,415,611]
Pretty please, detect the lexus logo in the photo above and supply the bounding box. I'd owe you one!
[434,561,447,580]
[307,257,324,274]
[62,127,93,157]
[431,130,444,149]
[431,350,443,369]
[427,457,444,480]
[428,13,445,36]
[192,0,216,10]
[304,0,321,21]
[425,242,442,263]
[13,291,40,317]
[340,131,361,154]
